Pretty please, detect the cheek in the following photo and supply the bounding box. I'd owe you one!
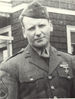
[43,25,50,32]
[43,27,50,36]
[26,33,34,41]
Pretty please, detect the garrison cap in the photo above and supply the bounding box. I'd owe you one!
[20,1,49,19]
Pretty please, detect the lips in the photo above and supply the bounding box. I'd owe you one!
[34,37,45,40]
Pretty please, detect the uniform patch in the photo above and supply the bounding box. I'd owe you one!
[60,62,69,74]
[0,80,8,98]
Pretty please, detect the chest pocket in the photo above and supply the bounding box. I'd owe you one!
[19,67,48,98]
[57,61,73,79]
[19,66,47,83]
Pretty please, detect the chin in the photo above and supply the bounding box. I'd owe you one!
[30,40,49,48]
[33,43,47,48]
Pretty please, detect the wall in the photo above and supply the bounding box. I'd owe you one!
[10,11,28,54]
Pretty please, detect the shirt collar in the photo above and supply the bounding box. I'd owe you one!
[31,44,50,58]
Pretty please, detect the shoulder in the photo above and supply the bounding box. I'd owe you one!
[72,56,75,63]
[58,51,72,60]
[0,48,26,79]
[4,48,25,63]
[51,46,72,62]
[5,48,24,61]
[0,50,23,71]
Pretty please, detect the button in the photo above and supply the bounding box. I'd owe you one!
[30,77,34,81]
[51,85,55,90]
[48,75,52,79]
[67,75,71,79]
[53,96,58,99]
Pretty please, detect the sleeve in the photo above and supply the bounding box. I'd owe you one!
[0,77,8,99]
[0,70,18,99]
[71,56,75,97]
[0,59,19,99]
[72,56,75,73]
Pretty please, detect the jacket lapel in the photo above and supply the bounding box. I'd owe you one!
[24,45,63,74]
[49,47,62,74]
[24,45,49,73]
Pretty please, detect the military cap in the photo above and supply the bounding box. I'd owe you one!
[20,1,49,19]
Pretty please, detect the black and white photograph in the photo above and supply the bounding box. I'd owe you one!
[0,0,75,99]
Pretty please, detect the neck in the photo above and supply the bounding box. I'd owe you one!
[30,43,50,57]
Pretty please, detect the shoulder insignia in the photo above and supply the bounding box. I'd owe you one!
[0,80,8,98]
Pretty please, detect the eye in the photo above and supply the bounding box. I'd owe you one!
[38,24,46,28]
[28,26,35,31]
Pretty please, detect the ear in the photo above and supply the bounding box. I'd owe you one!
[49,20,53,32]
[22,27,27,38]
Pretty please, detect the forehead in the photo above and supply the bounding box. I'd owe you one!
[23,17,49,27]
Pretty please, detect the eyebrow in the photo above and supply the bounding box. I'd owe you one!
[28,26,35,30]
[38,24,46,26]
[25,24,35,29]
[25,22,47,30]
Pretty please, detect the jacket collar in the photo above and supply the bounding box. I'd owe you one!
[49,46,62,74]
[24,44,62,74]
[31,44,50,58]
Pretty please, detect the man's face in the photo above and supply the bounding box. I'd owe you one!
[23,17,51,48]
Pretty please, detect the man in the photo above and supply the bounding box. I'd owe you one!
[0,1,75,99]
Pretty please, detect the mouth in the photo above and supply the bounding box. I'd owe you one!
[35,37,45,40]
[35,37,45,42]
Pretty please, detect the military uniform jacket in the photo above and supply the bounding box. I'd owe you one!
[0,45,75,99]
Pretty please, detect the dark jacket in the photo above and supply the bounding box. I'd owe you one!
[0,45,75,99]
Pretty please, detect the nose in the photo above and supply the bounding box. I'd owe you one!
[35,26,41,37]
